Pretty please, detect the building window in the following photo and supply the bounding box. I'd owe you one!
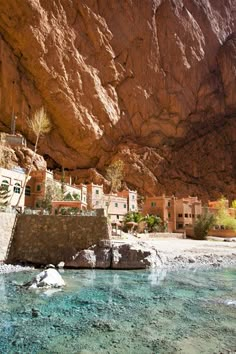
[168,212,171,219]
[151,202,156,207]
[132,195,135,200]
[124,204,127,208]
[116,215,119,219]
[178,213,183,218]
[192,214,195,218]
[168,201,171,207]
[25,185,31,196]
[115,203,118,207]
[36,184,41,192]
[105,202,109,206]
[13,182,21,194]
[132,205,135,210]
[177,223,183,229]
[184,213,188,218]
[96,189,99,195]
[189,214,192,218]
[1,179,9,190]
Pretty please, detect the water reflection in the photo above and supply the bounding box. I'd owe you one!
[148,268,167,286]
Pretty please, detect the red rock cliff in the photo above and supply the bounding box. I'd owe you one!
[0,0,235,200]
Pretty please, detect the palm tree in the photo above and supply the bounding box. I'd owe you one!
[144,214,163,232]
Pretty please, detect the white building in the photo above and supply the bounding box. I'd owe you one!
[0,166,26,211]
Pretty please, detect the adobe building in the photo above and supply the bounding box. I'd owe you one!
[0,166,26,211]
[175,196,202,230]
[87,184,138,222]
[87,183,104,209]
[142,195,202,232]
[117,189,138,212]
[142,195,176,232]
[25,170,87,210]
[103,194,128,223]
[25,170,53,209]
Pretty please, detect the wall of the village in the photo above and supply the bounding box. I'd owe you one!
[0,212,16,261]
[7,215,111,265]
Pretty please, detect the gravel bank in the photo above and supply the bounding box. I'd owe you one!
[111,237,236,270]
[0,263,34,274]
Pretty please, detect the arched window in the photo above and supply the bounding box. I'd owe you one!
[1,179,9,190]
[13,182,21,194]
[25,185,31,196]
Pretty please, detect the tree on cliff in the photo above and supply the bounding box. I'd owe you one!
[105,160,124,217]
[15,107,51,210]
[106,160,124,193]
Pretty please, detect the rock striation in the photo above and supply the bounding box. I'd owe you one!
[0,1,236,200]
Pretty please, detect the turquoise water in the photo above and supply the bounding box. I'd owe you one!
[0,268,236,354]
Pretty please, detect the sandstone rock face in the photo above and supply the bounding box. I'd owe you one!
[0,1,235,200]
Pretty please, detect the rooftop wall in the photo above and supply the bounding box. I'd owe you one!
[6,215,111,265]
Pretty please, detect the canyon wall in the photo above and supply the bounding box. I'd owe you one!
[0,0,236,200]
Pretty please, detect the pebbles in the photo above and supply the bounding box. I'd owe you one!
[0,263,33,274]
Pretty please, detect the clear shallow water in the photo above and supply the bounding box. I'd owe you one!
[0,268,236,354]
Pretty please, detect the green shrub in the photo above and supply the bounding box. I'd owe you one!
[215,198,236,231]
[193,213,215,240]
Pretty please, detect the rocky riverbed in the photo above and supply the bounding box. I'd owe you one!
[1,238,236,272]
[0,263,34,274]
[65,237,236,270]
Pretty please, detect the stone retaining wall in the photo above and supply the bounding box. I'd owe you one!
[0,212,17,262]
[7,215,110,265]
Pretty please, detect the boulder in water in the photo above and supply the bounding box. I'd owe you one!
[24,264,65,289]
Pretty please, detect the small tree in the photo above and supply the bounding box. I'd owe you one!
[106,160,124,193]
[193,213,215,240]
[105,160,124,217]
[215,197,236,231]
[231,200,236,209]
[41,181,63,212]
[15,107,51,210]
[145,214,163,232]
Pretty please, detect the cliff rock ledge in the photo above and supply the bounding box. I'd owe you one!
[0,0,235,200]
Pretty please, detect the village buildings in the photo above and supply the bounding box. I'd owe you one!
[142,195,202,232]
[86,183,138,222]
[0,163,235,231]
